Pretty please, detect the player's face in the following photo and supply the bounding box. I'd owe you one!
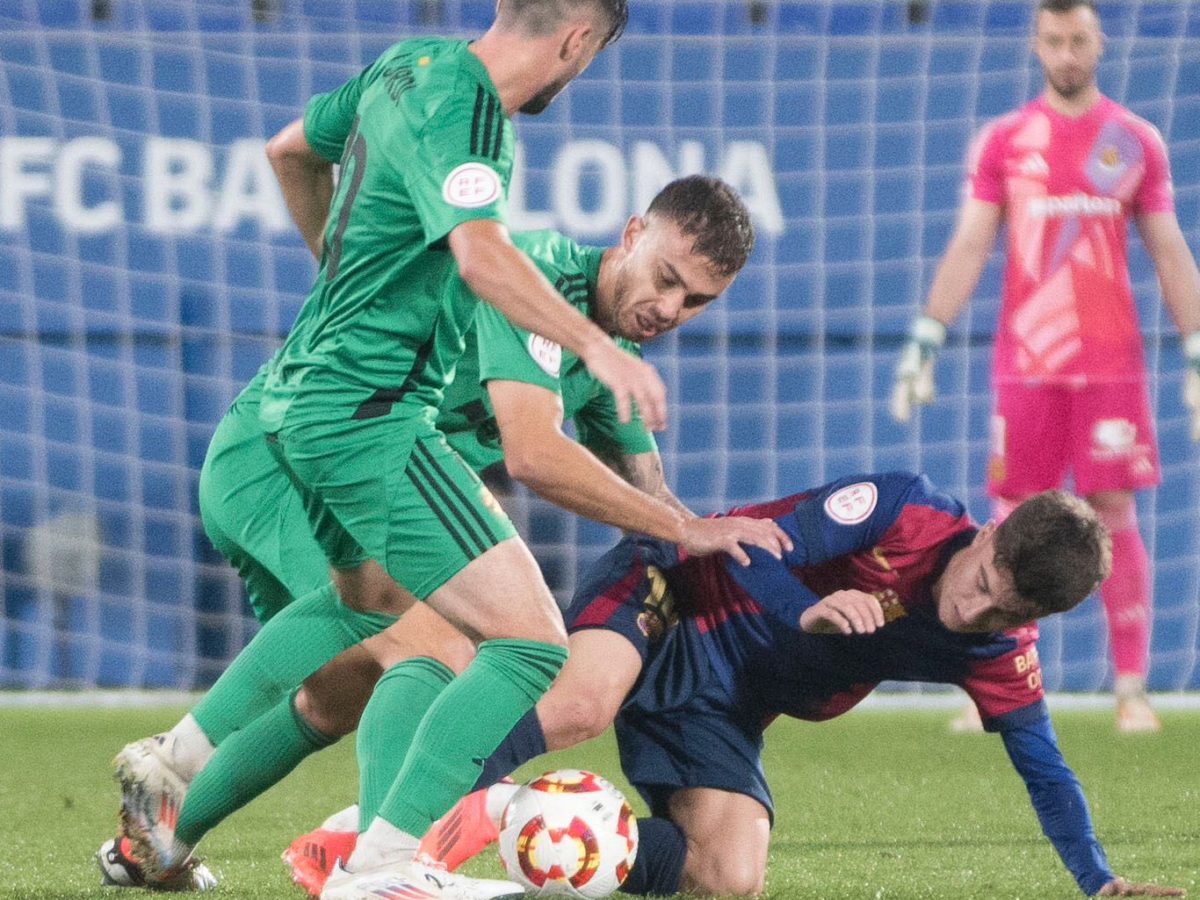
[934,524,1029,634]
[520,25,604,115]
[1034,6,1103,101]
[599,216,735,342]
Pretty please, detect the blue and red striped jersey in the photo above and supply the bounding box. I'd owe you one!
[663,472,1044,724]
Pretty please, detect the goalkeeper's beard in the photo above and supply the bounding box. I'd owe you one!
[1045,67,1093,101]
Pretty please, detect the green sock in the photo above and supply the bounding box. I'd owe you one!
[176,690,336,847]
[356,657,455,830]
[191,582,396,746]
[376,638,567,837]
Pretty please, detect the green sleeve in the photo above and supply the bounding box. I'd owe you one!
[574,381,659,459]
[474,302,562,394]
[397,82,512,248]
[303,64,377,162]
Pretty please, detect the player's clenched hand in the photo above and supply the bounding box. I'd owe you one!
[678,516,793,567]
[889,315,946,423]
[800,590,886,635]
[582,340,668,431]
[1096,877,1186,897]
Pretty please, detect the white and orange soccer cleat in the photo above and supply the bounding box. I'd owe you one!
[96,834,218,892]
[113,734,195,880]
[283,826,359,897]
[416,778,519,872]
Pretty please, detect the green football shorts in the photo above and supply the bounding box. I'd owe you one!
[268,407,517,600]
[199,381,330,623]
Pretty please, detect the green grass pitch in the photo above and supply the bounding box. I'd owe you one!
[0,705,1195,899]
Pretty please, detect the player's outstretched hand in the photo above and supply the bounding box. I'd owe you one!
[800,590,886,635]
[583,340,668,431]
[1096,877,1186,897]
[678,516,793,567]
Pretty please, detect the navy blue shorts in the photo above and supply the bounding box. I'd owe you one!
[564,533,682,663]
[565,535,775,821]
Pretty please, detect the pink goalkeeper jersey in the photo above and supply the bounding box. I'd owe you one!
[969,95,1174,383]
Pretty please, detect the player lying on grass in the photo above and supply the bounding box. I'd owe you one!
[290,472,1184,898]
[100,176,790,893]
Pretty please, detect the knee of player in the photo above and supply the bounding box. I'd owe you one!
[293,684,355,739]
[547,691,613,744]
[426,633,476,675]
[684,851,765,897]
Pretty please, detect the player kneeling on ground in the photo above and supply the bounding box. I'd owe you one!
[293,472,1184,898]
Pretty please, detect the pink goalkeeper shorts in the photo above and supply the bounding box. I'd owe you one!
[987,380,1160,499]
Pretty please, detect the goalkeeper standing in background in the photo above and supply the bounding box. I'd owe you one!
[891,0,1200,732]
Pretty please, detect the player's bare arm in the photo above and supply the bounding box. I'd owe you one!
[265,117,334,260]
[1136,211,1200,441]
[891,198,1004,421]
[488,378,789,564]
[1135,212,1200,333]
[922,198,1005,324]
[591,445,695,520]
[799,589,886,635]
[449,219,667,430]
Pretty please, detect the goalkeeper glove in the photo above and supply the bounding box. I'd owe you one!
[1184,331,1200,442]
[890,315,947,423]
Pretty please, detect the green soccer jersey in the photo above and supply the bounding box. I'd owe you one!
[437,230,658,472]
[260,36,515,432]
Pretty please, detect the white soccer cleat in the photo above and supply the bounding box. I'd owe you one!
[113,735,195,879]
[949,701,984,733]
[1116,693,1162,733]
[96,835,218,892]
[320,857,525,900]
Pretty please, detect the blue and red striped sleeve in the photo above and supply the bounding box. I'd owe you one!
[724,472,967,629]
[994,703,1115,894]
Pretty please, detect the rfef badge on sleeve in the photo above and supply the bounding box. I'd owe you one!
[442,162,501,208]
[824,482,878,525]
[526,333,562,378]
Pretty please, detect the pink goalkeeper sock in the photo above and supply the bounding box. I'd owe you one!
[1099,520,1151,678]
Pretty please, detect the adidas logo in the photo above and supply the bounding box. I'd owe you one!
[1018,152,1049,177]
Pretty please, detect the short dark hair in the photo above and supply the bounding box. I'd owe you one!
[645,176,755,277]
[993,490,1112,617]
[500,0,628,47]
[1037,0,1097,15]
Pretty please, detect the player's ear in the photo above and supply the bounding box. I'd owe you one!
[973,521,997,544]
[622,215,646,251]
[558,22,592,61]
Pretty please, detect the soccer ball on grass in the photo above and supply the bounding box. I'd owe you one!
[497,769,638,898]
